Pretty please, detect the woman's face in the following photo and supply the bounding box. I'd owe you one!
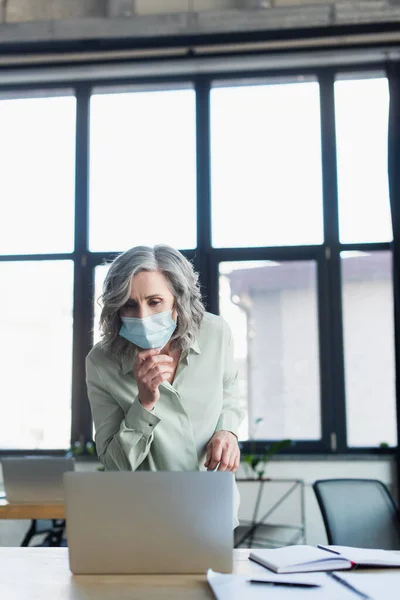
[120,270,176,320]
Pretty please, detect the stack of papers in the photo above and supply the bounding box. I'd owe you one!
[208,545,400,599]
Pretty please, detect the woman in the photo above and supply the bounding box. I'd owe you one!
[86,244,243,488]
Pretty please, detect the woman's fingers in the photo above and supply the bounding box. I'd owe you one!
[217,447,232,472]
[146,366,174,388]
[135,348,160,365]
[149,372,171,391]
[204,447,212,469]
[205,439,223,471]
[136,354,173,379]
[205,432,241,472]
[134,350,174,407]
[232,452,241,473]
[142,363,174,384]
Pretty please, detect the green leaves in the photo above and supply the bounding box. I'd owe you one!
[68,440,96,457]
[244,454,259,471]
[242,438,292,479]
[263,438,292,460]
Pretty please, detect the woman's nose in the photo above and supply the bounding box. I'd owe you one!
[137,305,151,319]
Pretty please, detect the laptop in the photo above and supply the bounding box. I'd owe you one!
[64,471,233,574]
[1,457,75,503]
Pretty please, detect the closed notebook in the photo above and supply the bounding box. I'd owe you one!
[249,545,400,574]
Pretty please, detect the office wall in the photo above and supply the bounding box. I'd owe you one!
[0,457,395,546]
[0,0,351,23]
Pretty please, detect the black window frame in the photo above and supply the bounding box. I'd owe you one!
[0,60,398,460]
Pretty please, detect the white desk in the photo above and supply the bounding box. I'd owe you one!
[1,547,399,600]
[0,548,249,600]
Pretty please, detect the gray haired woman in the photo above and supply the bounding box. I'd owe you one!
[86,245,243,520]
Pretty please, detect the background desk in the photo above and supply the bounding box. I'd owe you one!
[0,499,65,520]
[0,499,65,546]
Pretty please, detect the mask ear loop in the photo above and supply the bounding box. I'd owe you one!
[170,304,179,347]
[171,299,178,323]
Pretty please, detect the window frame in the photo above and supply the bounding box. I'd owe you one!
[0,63,397,457]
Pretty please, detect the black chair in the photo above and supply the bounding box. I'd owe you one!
[313,478,400,550]
[21,519,66,547]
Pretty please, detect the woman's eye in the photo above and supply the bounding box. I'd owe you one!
[149,300,161,307]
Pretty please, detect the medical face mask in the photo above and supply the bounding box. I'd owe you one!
[119,309,177,350]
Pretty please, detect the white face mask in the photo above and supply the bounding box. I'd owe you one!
[119,309,176,350]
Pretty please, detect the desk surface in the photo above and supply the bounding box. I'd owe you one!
[0,548,250,600]
[0,499,65,520]
[1,547,399,600]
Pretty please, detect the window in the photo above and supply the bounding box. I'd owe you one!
[89,86,197,252]
[333,73,396,450]
[0,261,73,449]
[341,251,397,447]
[0,93,76,255]
[0,90,76,451]
[220,261,321,442]
[211,79,323,248]
[0,66,397,455]
[335,76,392,244]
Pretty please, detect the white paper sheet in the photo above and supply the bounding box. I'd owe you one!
[335,570,400,600]
[207,569,357,600]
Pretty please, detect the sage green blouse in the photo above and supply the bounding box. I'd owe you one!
[86,312,243,473]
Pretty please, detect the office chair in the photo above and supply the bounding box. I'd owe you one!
[313,478,400,550]
[21,519,66,547]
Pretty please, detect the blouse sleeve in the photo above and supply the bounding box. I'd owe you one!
[86,354,160,471]
[215,319,244,437]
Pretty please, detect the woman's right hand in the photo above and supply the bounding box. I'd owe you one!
[133,348,174,411]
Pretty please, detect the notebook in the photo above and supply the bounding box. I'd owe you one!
[249,544,400,574]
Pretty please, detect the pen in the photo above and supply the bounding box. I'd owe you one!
[329,573,372,599]
[317,545,341,555]
[249,579,319,588]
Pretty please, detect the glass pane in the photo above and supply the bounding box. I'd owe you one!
[93,264,110,346]
[0,261,73,449]
[0,94,76,255]
[219,260,321,441]
[211,80,323,248]
[335,76,392,243]
[342,251,397,447]
[89,87,196,252]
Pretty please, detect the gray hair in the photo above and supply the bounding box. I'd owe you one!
[98,245,205,359]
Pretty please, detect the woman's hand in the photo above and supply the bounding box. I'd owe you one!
[204,431,240,473]
[133,348,174,411]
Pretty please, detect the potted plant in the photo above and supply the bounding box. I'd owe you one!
[66,440,105,471]
[241,419,292,480]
